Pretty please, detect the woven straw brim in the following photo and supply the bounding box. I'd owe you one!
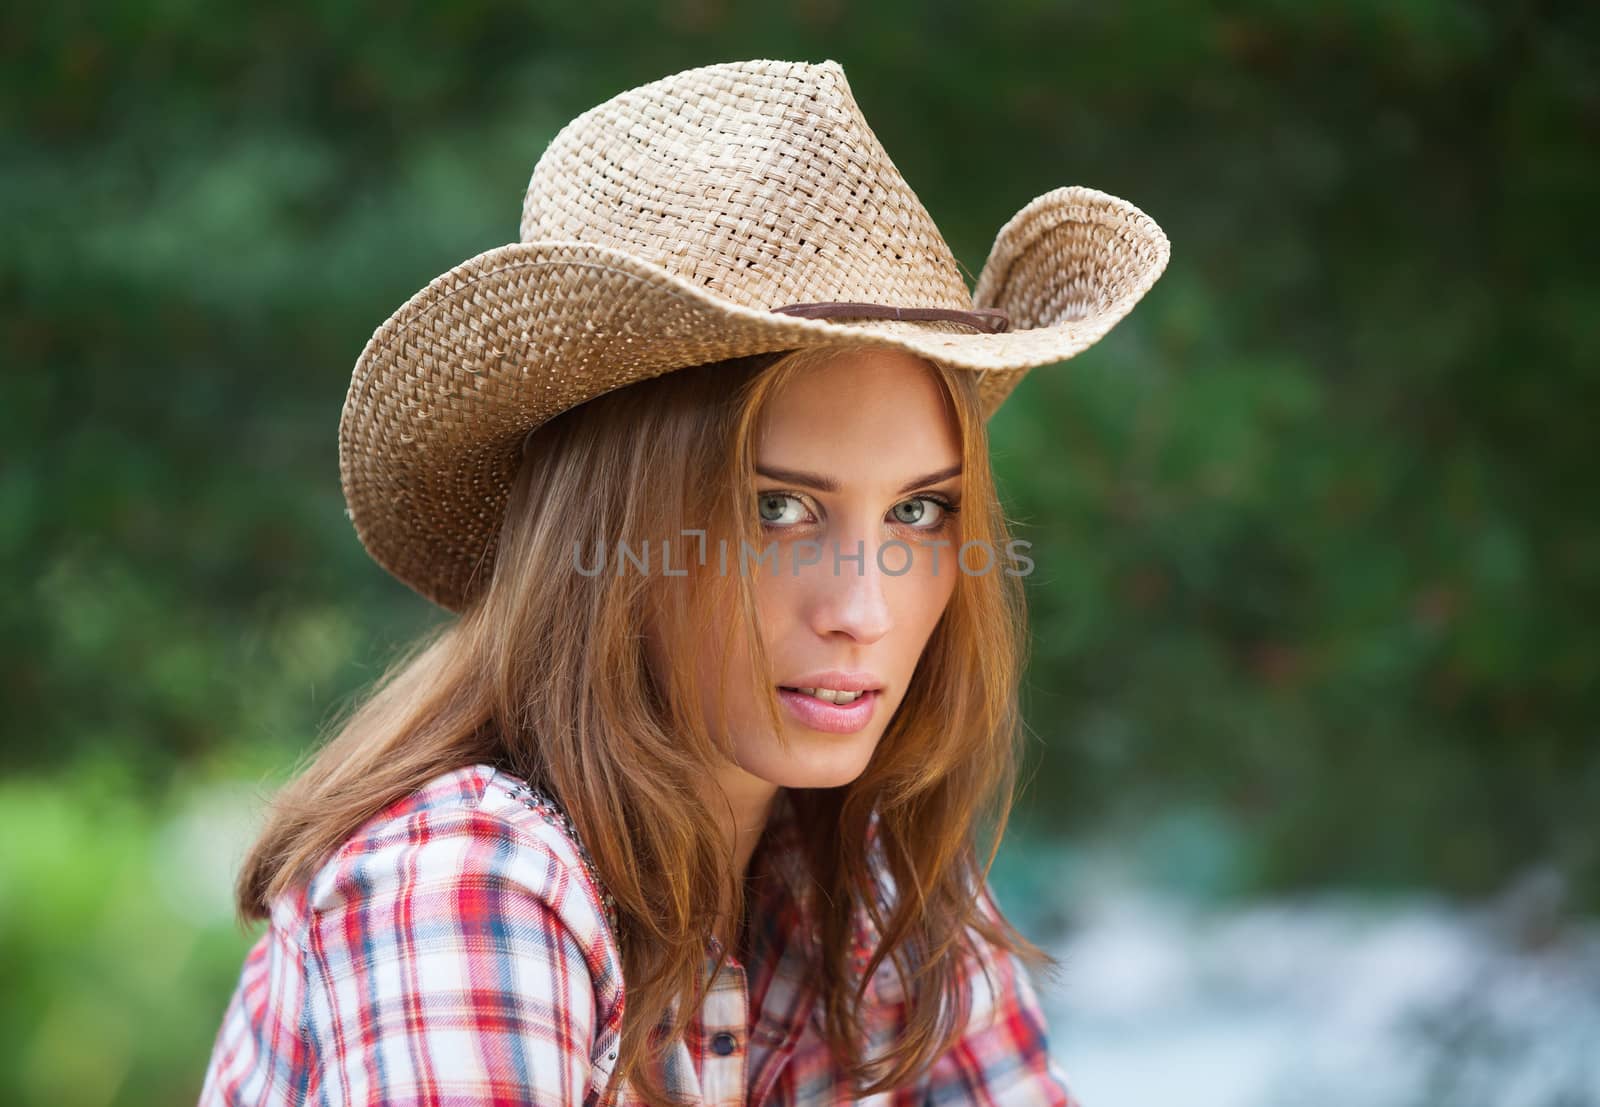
[340,184,1170,612]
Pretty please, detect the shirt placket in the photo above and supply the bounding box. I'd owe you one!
[697,954,750,1107]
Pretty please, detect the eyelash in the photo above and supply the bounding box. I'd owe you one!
[756,491,961,534]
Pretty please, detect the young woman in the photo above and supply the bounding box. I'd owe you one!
[198,58,1167,1107]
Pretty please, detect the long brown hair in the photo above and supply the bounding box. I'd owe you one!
[235,341,1056,1105]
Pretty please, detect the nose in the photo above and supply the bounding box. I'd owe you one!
[806,538,894,644]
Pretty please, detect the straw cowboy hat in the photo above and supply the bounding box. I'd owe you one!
[340,57,1170,612]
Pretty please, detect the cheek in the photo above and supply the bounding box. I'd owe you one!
[750,574,803,646]
[899,556,958,632]
[698,589,778,733]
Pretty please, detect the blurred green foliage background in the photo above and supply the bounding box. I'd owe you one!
[3,1,1596,1103]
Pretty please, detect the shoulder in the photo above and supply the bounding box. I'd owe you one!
[304,762,619,962]
[924,883,1083,1106]
[293,762,627,1102]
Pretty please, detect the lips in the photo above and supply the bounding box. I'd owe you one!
[775,686,880,734]
[776,670,885,694]
[778,686,868,705]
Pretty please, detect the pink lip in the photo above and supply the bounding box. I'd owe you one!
[779,670,884,693]
[776,688,880,734]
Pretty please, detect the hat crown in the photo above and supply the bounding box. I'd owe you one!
[518,59,975,315]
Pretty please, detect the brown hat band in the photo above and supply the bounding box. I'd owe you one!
[771,300,1011,334]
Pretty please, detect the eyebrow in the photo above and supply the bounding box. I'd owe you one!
[754,463,963,496]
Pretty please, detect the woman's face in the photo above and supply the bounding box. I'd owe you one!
[686,347,965,804]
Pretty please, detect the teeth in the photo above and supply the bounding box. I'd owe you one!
[795,687,865,705]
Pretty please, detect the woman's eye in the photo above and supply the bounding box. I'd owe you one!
[757,492,811,527]
[890,496,948,529]
[759,492,957,530]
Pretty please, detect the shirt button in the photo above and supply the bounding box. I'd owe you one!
[711,1031,737,1056]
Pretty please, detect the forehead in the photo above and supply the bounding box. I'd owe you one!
[755,349,962,469]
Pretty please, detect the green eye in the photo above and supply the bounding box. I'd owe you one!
[758,493,808,526]
[891,497,946,528]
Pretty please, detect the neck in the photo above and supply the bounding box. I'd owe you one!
[712,763,781,875]
[707,765,781,950]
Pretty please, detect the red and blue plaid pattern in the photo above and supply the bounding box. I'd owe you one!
[198,763,1082,1105]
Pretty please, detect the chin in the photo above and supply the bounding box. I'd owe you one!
[748,730,881,790]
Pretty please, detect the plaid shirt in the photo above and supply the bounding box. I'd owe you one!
[199,762,1081,1105]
